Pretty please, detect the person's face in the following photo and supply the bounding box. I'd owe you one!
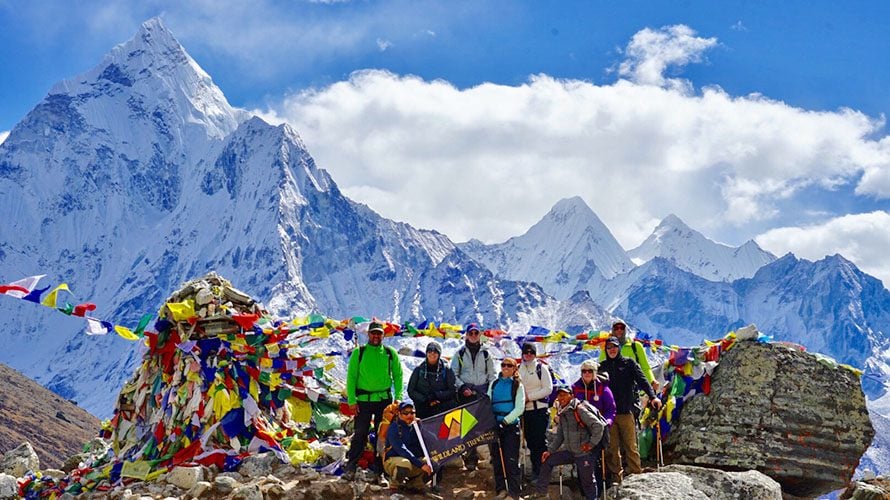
[426,350,439,364]
[500,361,516,377]
[522,350,535,362]
[368,330,383,346]
[612,324,626,339]
[556,391,572,407]
[581,367,595,383]
[466,329,481,343]
[399,407,416,424]
[606,344,620,359]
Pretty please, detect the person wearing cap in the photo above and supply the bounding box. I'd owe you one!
[600,336,662,482]
[384,402,435,494]
[517,342,552,483]
[450,322,496,471]
[598,321,658,392]
[343,321,404,482]
[529,386,605,500]
[407,340,456,490]
[572,359,616,495]
[487,356,525,500]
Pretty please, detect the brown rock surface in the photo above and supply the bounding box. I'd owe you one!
[665,340,873,497]
[0,363,100,469]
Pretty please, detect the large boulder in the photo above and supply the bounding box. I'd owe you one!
[665,340,873,497]
[612,464,782,499]
[0,442,39,477]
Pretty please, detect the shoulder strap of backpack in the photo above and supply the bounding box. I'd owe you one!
[357,345,393,376]
[483,349,490,375]
[631,340,643,366]
[573,407,587,429]
[536,362,542,379]
[512,378,519,402]
[358,345,367,365]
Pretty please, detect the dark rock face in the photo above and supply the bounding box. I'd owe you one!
[665,340,874,497]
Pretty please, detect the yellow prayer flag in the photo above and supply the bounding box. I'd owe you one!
[114,326,140,341]
[165,300,196,321]
[121,460,152,480]
[40,283,70,308]
[286,398,312,424]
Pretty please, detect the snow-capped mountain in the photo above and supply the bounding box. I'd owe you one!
[459,196,635,300]
[0,19,584,416]
[628,214,776,282]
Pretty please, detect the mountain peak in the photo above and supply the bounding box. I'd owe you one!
[551,196,592,214]
[658,213,691,231]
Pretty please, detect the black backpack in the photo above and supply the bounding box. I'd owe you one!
[535,361,560,405]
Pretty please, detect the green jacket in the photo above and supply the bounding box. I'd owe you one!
[346,343,403,405]
[599,338,655,384]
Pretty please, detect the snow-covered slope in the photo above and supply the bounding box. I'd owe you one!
[0,19,569,416]
[628,214,776,282]
[459,196,635,299]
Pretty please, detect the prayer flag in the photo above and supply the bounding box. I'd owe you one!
[40,283,70,308]
[0,275,45,298]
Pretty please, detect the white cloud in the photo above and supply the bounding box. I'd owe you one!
[730,21,747,32]
[0,131,8,145]
[756,212,890,287]
[259,65,890,248]
[376,38,393,51]
[617,24,718,90]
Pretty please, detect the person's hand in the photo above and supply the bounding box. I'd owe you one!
[650,398,663,411]
[462,387,474,397]
[541,451,550,463]
[581,443,593,452]
[421,463,433,475]
[348,404,358,414]
[430,400,440,407]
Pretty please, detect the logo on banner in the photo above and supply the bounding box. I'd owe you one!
[438,407,479,440]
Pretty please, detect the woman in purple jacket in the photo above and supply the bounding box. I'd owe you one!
[571,359,615,495]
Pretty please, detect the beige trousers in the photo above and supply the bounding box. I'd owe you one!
[605,413,642,479]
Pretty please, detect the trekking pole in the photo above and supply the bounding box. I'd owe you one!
[559,465,563,497]
[601,449,607,500]
[497,428,508,493]
[519,416,526,483]
[656,418,664,470]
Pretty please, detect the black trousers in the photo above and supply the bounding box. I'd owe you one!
[345,399,391,473]
[523,407,549,477]
[490,423,521,497]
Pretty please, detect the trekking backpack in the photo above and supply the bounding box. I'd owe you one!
[376,401,401,459]
[572,400,610,451]
[536,361,561,405]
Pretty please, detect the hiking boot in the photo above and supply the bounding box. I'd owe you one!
[422,487,444,500]
[341,469,355,481]
[494,491,509,499]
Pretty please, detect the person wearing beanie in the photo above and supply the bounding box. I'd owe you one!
[450,323,495,471]
[517,342,552,483]
[571,358,616,495]
[600,336,662,483]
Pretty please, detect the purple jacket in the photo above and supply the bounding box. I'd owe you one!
[571,377,616,426]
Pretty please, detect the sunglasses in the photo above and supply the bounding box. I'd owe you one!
[369,331,384,335]
[500,363,516,368]
[401,410,415,415]
[522,351,535,356]
[613,326,626,330]
[581,369,595,374]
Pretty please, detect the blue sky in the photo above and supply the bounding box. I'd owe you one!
[3,1,890,285]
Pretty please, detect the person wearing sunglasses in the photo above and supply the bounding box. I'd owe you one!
[383,401,437,496]
[600,336,662,484]
[450,322,496,471]
[487,357,525,500]
[572,359,615,495]
[598,321,658,393]
[343,321,403,483]
[518,342,552,484]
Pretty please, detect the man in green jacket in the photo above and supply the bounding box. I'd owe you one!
[598,321,658,392]
[343,322,404,481]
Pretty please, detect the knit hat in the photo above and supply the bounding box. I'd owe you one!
[612,321,627,330]
[521,343,537,355]
[426,341,442,354]
[580,359,599,371]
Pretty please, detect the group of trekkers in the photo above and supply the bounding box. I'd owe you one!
[341,320,662,499]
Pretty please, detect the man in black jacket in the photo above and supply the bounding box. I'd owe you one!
[407,341,457,419]
[599,336,662,482]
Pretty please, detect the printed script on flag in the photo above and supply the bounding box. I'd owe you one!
[416,397,497,468]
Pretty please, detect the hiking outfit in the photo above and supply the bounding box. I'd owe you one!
[571,377,616,426]
[599,353,655,479]
[384,416,429,490]
[408,358,457,419]
[534,398,606,500]
[572,375,616,493]
[407,353,456,485]
[344,342,403,476]
[450,340,495,469]
[518,356,552,481]
[488,375,526,499]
